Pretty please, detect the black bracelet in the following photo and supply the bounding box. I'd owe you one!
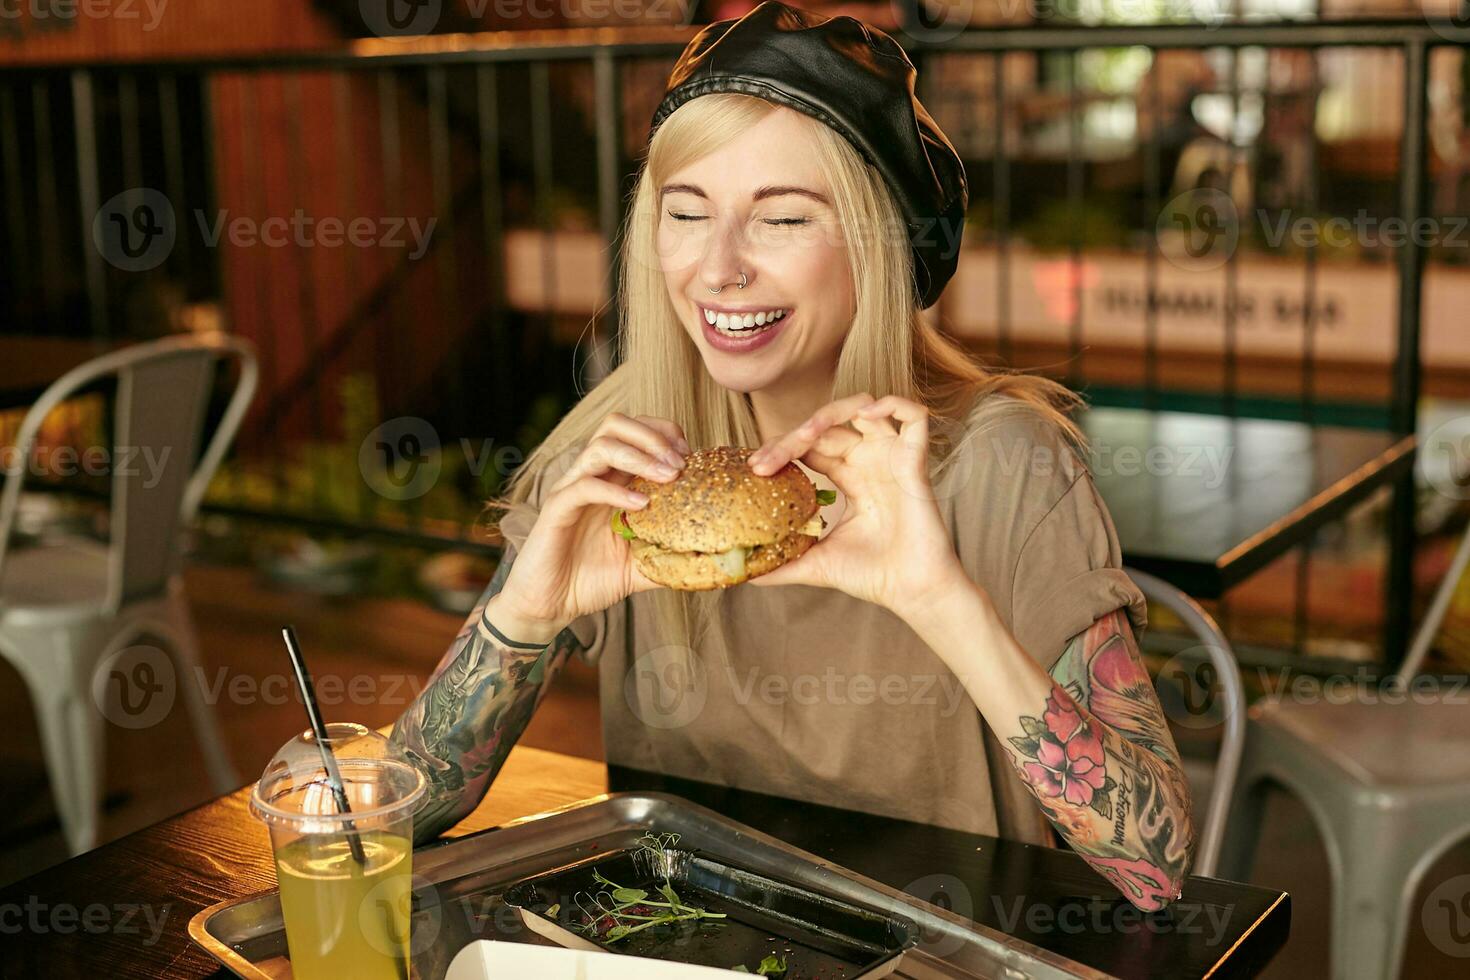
[481,612,554,650]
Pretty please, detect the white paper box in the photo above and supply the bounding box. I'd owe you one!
[445,939,752,979]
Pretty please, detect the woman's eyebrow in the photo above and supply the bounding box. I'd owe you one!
[659,183,830,205]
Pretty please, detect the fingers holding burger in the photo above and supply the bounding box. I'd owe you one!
[609,446,837,591]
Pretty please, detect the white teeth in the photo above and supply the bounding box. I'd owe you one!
[703,307,787,335]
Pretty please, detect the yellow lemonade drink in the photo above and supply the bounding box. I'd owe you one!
[274,830,413,980]
[249,725,427,980]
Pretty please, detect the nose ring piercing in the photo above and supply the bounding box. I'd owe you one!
[709,271,747,294]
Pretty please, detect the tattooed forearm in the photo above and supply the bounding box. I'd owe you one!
[903,582,1195,912]
[388,547,584,844]
[1003,610,1195,910]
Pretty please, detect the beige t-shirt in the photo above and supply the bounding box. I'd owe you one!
[496,394,1147,846]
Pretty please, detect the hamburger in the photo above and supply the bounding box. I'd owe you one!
[610,446,837,590]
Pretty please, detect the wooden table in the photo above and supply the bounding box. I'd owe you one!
[1083,407,1416,598]
[0,746,1289,979]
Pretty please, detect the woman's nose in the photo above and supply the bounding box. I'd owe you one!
[697,220,751,294]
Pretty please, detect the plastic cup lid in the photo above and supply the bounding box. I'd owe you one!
[249,722,427,830]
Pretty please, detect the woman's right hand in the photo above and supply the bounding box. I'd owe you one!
[488,413,689,643]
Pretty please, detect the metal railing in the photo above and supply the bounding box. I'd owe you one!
[1,16,1466,661]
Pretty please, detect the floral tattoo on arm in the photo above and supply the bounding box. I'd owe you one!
[388,547,585,844]
[1005,609,1196,911]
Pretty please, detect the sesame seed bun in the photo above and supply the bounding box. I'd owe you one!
[621,446,822,590]
[624,446,818,553]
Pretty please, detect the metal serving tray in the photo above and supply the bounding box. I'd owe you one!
[502,842,916,977]
[188,792,1113,980]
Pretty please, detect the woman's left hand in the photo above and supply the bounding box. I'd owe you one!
[745,393,967,615]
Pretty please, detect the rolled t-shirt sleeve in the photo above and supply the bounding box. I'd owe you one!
[1008,473,1148,672]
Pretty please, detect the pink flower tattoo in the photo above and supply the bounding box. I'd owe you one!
[1012,684,1112,808]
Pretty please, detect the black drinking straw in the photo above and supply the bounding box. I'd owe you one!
[281,626,367,865]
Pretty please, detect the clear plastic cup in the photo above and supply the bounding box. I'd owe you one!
[249,722,427,980]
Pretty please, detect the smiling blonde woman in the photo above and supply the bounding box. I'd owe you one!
[390,1,1196,913]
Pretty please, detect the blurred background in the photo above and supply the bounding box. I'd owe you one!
[0,1,1467,975]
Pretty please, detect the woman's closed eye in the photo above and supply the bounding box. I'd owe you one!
[664,211,810,226]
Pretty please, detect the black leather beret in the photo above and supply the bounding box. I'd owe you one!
[649,1,969,310]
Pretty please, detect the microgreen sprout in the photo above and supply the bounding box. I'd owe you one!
[568,832,727,944]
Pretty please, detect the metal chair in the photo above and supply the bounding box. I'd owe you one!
[0,334,258,854]
[1125,567,1246,879]
[1217,522,1470,980]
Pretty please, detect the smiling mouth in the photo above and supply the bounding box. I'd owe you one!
[699,304,791,337]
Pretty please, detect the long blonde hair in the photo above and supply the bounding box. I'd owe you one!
[486,92,1082,655]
